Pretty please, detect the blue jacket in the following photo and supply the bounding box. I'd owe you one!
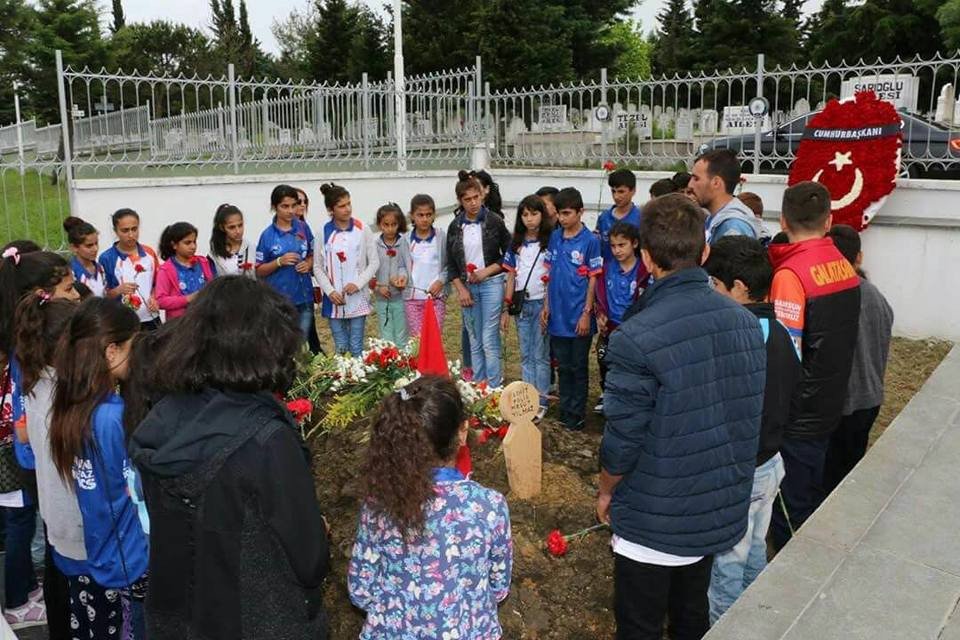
[601,268,766,556]
[73,394,149,588]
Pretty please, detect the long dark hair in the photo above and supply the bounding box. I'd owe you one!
[210,204,243,259]
[63,216,98,246]
[0,250,71,355]
[150,276,302,394]
[122,326,173,436]
[363,375,465,536]
[473,170,503,214]
[159,222,198,261]
[511,194,552,253]
[270,184,300,211]
[320,182,350,211]
[51,298,139,481]
[14,299,77,395]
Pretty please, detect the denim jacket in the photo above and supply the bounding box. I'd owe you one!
[445,207,511,283]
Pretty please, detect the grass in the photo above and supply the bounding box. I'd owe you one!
[0,166,70,249]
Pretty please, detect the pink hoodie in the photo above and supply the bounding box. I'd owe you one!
[156,257,214,319]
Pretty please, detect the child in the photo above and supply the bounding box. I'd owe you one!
[596,168,641,266]
[447,171,511,388]
[703,236,802,623]
[500,195,552,421]
[823,224,894,493]
[348,376,512,639]
[293,188,325,355]
[544,187,602,431]
[535,186,560,225]
[405,194,449,337]
[98,208,162,330]
[64,216,106,296]
[313,182,379,357]
[739,192,774,245]
[598,194,765,639]
[255,184,316,340]
[14,299,82,636]
[649,178,678,198]
[594,221,648,413]
[50,297,149,639]
[372,203,411,347]
[768,181,861,551]
[156,222,214,320]
[209,204,256,278]
[128,276,330,640]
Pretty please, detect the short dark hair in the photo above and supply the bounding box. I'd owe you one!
[553,187,584,212]
[695,149,741,194]
[739,192,763,219]
[409,193,436,214]
[782,181,831,232]
[159,222,199,261]
[703,236,773,301]
[150,277,302,394]
[535,186,559,198]
[270,184,300,209]
[826,224,861,266]
[671,171,692,190]
[639,194,706,271]
[770,231,789,245]
[649,178,678,198]
[608,168,637,190]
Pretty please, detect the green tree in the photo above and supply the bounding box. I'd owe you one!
[600,20,652,80]
[346,7,391,81]
[24,0,110,124]
[271,4,315,80]
[304,0,389,83]
[0,0,35,123]
[111,20,212,77]
[111,0,125,33]
[401,0,484,77]
[694,0,799,71]
[652,0,697,76]
[939,0,960,50]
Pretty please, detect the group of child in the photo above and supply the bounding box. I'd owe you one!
[0,149,895,640]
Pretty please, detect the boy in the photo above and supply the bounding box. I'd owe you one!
[703,236,802,623]
[823,224,894,494]
[739,191,773,244]
[768,181,861,551]
[543,187,602,431]
[689,149,767,244]
[598,194,765,640]
[594,168,640,413]
[649,178,678,199]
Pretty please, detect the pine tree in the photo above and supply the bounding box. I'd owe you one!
[111,0,125,33]
[652,0,696,76]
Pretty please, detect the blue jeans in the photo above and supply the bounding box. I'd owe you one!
[296,303,314,341]
[551,335,592,427]
[515,298,550,406]
[4,502,39,608]
[461,324,472,369]
[462,275,504,387]
[329,316,366,357]
[708,453,786,624]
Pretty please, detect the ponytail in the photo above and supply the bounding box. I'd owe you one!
[14,298,77,395]
[455,170,484,201]
[362,375,464,537]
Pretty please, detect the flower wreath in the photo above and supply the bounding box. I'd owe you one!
[788,90,902,232]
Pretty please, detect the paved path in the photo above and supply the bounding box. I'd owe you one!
[707,345,960,640]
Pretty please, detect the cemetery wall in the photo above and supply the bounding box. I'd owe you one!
[73,170,960,341]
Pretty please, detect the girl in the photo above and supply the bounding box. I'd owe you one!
[594,221,648,407]
[50,297,148,639]
[405,194,448,337]
[473,169,503,215]
[255,184,316,340]
[500,195,553,421]
[156,222,214,320]
[0,250,78,630]
[293,188,325,355]
[349,376,512,639]
[373,203,410,347]
[64,216,107,297]
[446,171,510,388]
[313,182,379,357]
[14,298,80,637]
[98,208,162,331]
[209,204,256,278]
[129,276,330,640]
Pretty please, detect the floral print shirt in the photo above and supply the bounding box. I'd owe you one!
[348,468,513,639]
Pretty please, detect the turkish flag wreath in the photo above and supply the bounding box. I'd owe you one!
[788,90,903,231]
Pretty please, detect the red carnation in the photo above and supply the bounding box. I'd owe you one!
[134,263,145,274]
[369,277,378,290]
[576,264,590,277]
[386,248,397,257]
[602,160,616,172]
[286,398,313,424]
[540,274,550,284]
[336,251,347,263]
[546,530,568,557]
[466,263,478,275]
[240,262,253,271]
[128,294,142,310]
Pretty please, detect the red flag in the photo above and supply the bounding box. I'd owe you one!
[415,297,449,377]
[415,298,472,475]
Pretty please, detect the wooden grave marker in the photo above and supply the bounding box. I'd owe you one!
[499,381,542,499]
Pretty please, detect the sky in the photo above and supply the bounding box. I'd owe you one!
[116,0,826,56]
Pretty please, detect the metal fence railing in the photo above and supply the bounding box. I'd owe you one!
[487,52,960,176]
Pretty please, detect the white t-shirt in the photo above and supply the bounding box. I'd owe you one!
[408,232,442,301]
[211,239,256,279]
[612,534,704,567]
[462,222,485,272]
[512,241,548,301]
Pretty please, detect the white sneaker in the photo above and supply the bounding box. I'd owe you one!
[534,406,547,423]
[4,594,46,629]
[594,396,604,414]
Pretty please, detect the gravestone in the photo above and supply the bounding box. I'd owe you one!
[538,105,568,132]
[506,116,528,144]
[676,110,694,141]
[935,84,956,125]
[841,74,919,111]
[793,98,811,118]
[699,110,718,134]
[499,381,542,499]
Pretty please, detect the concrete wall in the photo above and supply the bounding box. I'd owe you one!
[72,170,960,340]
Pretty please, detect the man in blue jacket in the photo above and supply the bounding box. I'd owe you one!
[598,194,766,640]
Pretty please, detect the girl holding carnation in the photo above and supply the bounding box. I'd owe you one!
[372,203,410,347]
[348,375,512,639]
[405,194,449,337]
[64,216,107,297]
[313,182,379,357]
[209,204,256,278]
[156,222,214,320]
[98,209,161,330]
